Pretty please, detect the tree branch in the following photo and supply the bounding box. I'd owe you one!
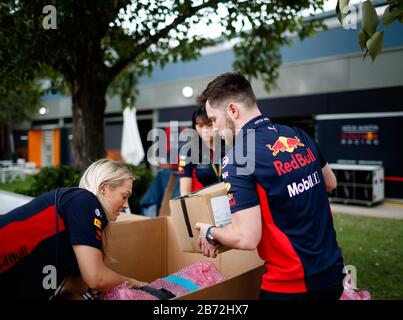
[108,0,218,81]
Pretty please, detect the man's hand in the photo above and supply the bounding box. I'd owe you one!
[195,223,220,258]
[195,222,211,238]
[199,236,220,258]
[126,278,148,289]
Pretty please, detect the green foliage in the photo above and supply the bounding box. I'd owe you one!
[336,0,351,25]
[0,175,34,193]
[337,0,403,62]
[366,31,384,62]
[1,1,327,167]
[1,0,327,109]
[107,65,140,109]
[126,164,153,214]
[225,1,326,92]
[18,165,82,197]
[0,81,43,123]
[358,30,370,50]
[383,3,401,26]
[362,0,378,37]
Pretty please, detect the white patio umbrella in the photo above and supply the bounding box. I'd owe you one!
[121,107,145,166]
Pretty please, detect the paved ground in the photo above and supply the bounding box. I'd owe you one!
[331,200,403,220]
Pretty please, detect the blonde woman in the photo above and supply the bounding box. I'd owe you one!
[0,159,147,300]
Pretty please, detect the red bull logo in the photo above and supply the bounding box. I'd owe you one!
[267,136,305,156]
[273,147,317,176]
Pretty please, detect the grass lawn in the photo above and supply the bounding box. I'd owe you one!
[0,175,33,194]
[333,213,403,300]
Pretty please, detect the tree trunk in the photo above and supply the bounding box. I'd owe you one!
[71,76,107,171]
[0,122,13,160]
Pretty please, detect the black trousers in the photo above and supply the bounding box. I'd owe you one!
[259,281,344,301]
[259,263,345,301]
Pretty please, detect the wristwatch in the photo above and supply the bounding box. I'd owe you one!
[206,226,219,246]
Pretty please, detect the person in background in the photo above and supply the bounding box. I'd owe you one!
[178,106,225,195]
[0,159,147,300]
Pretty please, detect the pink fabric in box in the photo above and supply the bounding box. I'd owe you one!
[102,261,225,300]
[339,274,371,300]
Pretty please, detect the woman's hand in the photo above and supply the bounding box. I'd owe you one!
[126,278,148,289]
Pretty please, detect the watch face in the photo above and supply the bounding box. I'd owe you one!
[206,228,213,239]
[206,227,217,245]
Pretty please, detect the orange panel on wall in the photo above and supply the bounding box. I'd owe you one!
[53,129,60,166]
[28,130,42,168]
[106,149,123,161]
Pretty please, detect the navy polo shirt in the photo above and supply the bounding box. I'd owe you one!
[178,141,223,191]
[0,188,108,300]
[222,115,343,294]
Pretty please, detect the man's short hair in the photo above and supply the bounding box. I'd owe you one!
[196,72,256,109]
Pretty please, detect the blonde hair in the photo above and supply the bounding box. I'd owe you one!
[79,158,135,262]
[79,158,134,221]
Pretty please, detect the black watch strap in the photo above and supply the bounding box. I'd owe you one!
[206,226,219,245]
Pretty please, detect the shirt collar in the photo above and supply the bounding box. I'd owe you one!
[241,115,271,131]
[231,115,271,147]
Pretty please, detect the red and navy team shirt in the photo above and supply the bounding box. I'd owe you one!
[0,188,108,299]
[222,115,344,294]
[178,144,223,192]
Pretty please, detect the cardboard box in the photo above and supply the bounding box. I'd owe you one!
[169,182,233,253]
[158,172,177,217]
[59,213,264,300]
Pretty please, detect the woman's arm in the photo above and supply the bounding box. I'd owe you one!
[73,245,147,292]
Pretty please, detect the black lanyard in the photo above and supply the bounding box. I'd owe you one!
[49,188,69,300]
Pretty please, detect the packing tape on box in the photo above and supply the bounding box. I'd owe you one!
[180,198,193,238]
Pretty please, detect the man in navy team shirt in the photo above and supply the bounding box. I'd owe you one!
[195,72,345,300]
